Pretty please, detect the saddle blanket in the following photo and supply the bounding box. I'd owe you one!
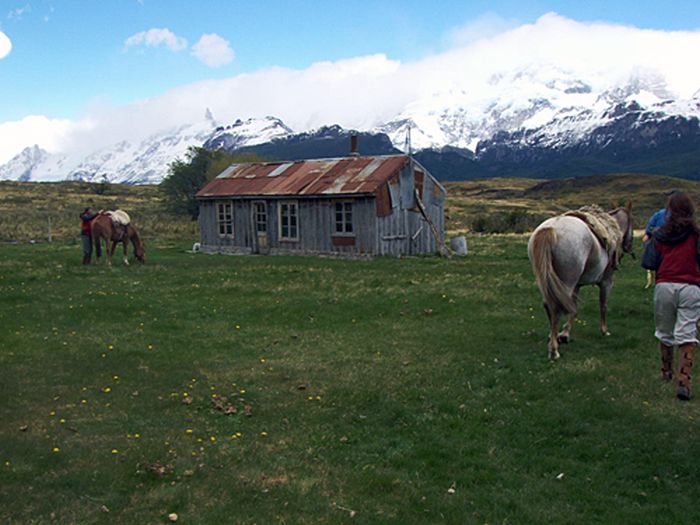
[564,204,622,267]
[107,210,131,226]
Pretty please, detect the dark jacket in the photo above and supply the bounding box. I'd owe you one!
[80,212,97,235]
[642,227,700,284]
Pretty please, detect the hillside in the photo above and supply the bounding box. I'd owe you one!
[2,174,699,242]
[444,173,700,235]
[0,181,194,242]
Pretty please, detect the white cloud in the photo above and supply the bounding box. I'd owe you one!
[5,13,700,163]
[0,31,11,59]
[0,115,77,164]
[444,12,520,47]
[124,27,187,52]
[7,4,30,20]
[191,33,234,68]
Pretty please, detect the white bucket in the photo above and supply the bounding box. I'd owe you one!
[450,236,468,255]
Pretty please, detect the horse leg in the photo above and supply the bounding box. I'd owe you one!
[598,278,613,336]
[123,240,129,266]
[94,236,101,265]
[557,286,580,344]
[108,240,116,267]
[544,303,561,360]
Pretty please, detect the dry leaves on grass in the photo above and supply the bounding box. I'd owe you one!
[146,461,172,477]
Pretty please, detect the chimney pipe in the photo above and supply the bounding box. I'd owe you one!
[350,134,359,156]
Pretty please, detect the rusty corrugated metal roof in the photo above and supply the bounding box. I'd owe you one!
[196,155,411,198]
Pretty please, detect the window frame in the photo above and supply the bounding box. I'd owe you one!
[278,200,299,241]
[253,201,267,234]
[333,200,354,236]
[216,201,234,237]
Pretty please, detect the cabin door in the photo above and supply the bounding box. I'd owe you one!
[252,201,269,254]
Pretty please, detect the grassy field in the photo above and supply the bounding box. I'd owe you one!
[443,173,700,235]
[3,237,700,524]
[0,181,194,242]
[3,173,700,242]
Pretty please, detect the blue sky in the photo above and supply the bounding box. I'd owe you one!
[2,0,700,121]
[1,1,700,162]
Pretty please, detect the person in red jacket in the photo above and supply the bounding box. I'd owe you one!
[79,207,98,265]
[642,191,700,400]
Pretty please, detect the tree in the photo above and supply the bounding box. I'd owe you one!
[160,147,260,219]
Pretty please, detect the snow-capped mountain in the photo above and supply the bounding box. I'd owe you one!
[0,113,293,185]
[0,145,51,182]
[3,66,700,182]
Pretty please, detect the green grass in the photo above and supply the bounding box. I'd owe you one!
[3,174,700,243]
[2,237,700,524]
[0,181,195,242]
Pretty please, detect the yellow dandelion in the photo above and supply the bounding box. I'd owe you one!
[182,392,189,397]
[81,399,88,404]
[134,433,141,439]
[239,389,246,394]
[59,419,66,424]
[103,387,111,393]
[235,325,241,330]
[260,431,268,437]
[210,436,216,442]
[111,449,119,454]
[49,411,56,416]
[147,344,153,350]
[108,345,113,351]
[185,429,193,434]
[52,447,60,453]
[113,375,119,381]
[235,432,242,438]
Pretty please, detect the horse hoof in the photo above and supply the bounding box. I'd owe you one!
[604,331,611,337]
[557,334,570,344]
[548,351,561,360]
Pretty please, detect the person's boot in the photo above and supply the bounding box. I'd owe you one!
[660,342,674,380]
[677,343,695,401]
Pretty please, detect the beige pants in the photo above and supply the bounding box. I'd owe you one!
[654,282,700,346]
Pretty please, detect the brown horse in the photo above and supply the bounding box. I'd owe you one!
[91,213,145,266]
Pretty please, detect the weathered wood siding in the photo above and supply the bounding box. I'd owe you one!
[197,159,446,257]
[376,163,446,256]
[199,197,377,256]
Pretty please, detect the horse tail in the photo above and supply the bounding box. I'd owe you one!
[530,227,576,314]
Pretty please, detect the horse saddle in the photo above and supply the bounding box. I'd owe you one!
[106,210,131,240]
[564,205,623,270]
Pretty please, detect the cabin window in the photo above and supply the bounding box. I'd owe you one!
[334,202,354,235]
[279,201,299,241]
[254,202,267,233]
[217,202,233,237]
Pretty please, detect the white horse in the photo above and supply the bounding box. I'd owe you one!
[528,203,634,360]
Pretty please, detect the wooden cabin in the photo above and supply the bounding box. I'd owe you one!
[195,154,446,257]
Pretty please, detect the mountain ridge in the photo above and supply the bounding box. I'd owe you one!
[3,67,700,183]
